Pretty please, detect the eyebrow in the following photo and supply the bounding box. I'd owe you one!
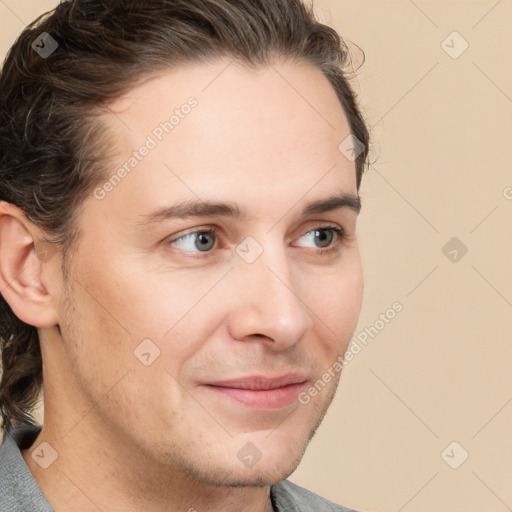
[137,193,361,226]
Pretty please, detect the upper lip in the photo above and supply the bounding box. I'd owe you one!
[204,373,308,390]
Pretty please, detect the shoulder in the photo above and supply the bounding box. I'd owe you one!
[271,479,361,512]
[0,425,54,512]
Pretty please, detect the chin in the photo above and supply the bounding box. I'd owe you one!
[197,457,302,489]
[170,435,307,489]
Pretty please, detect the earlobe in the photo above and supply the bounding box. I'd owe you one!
[0,201,59,328]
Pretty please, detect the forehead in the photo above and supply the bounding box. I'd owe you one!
[95,59,356,217]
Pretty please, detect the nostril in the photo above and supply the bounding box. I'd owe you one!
[253,333,271,340]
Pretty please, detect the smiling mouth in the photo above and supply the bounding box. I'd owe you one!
[201,381,306,411]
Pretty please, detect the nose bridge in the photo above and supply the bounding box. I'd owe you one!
[228,240,313,344]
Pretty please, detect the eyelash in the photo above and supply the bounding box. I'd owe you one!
[167,224,347,256]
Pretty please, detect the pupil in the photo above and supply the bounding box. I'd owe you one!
[315,229,333,248]
[196,233,214,251]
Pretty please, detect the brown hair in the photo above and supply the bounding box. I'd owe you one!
[0,0,370,433]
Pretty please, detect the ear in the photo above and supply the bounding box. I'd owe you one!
[0,201,59,328]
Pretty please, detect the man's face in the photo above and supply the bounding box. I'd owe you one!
[50,59,363,486]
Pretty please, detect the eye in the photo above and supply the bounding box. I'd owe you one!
[295,226,344,250]
[169,229,217,253]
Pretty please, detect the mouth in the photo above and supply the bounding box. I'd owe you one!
[201,374,308,410]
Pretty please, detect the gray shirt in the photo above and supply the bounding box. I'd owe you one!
[0,425,359,511]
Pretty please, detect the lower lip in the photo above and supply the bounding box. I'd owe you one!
[203,382,306,410]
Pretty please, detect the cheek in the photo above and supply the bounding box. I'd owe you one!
[77,252,216,337]
[91,263,231,370]
[304,257,363,345]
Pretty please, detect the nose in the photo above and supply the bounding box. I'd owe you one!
[226,244,313,349]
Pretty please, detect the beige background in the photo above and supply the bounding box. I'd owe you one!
[1,1,511,511]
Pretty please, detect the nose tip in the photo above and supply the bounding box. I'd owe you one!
[226,260,313,347]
